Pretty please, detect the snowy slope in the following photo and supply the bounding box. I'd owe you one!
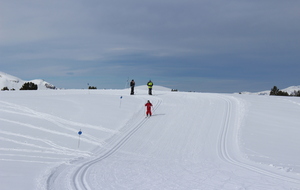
[0,88,300,189]
[0,71,56,90]
[239,86,300,95]
[283,85,300,94]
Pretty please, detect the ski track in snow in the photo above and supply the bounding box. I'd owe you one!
[44,93,300,189]
[1,89,300,189]
[0,100,113,164]
[216,95,300,185]
[46,97,163,190]
[74,100,163,190]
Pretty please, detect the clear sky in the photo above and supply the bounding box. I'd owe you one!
[1,0,299,92]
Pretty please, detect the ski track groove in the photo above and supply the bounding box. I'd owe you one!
[0,100,117,133]
[0,130,91,158]
[46,98,163,190]
[217,95,300,185]
[0,100,109,147]
[3,94,299,188]
[74,99,162,190]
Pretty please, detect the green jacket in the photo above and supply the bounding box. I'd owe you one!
[147,81,153,88]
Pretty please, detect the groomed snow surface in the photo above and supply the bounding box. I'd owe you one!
[1,87,300,190]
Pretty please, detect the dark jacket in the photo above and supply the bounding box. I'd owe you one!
[130,80,135,87]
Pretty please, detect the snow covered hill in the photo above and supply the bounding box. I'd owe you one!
[1,88,300,190]
[239,86,300,95]
[0,71,56,90]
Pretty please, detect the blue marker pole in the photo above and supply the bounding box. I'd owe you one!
[78,129,82,148]
[119,96,123,108]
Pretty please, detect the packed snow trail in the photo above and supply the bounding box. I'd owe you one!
[1,89,300,189]
[46,91,300,189]
[215,95,300,185]
[47,98,163,190]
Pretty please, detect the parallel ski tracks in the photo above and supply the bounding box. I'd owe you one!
[217,96,300,185]
[47,99,163,190]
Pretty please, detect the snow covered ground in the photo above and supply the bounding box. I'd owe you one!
[1,86,300,190]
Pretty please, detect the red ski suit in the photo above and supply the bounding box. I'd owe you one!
[145,102,153,116]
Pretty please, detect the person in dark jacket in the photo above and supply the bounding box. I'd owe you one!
[147,80,153,95]
[130,79,135,95]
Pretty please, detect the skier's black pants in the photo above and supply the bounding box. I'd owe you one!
[131,87,134,95]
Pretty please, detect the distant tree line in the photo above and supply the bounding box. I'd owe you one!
[270,86,300,97]
[1,82,38,91]
[88,86,97,89]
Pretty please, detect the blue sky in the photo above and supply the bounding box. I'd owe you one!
[1,0,299,92]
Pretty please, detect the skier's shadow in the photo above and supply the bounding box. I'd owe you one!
[151,113,165,117]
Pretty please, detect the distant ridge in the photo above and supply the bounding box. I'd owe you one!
[0,71,56,90]
[238,85,300,95]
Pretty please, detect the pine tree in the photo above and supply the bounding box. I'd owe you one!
[270,86,279,95]
[20,82,38,90]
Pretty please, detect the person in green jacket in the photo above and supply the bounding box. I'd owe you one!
[147,80,153,95]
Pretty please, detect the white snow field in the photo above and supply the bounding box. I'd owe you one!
[1,86,300,190]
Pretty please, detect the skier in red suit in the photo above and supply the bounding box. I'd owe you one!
[145,100,153,117]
